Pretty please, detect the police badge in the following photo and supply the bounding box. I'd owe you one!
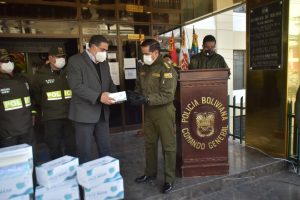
[195,112,215,137]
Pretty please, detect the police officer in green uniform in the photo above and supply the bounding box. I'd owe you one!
[0,48,34,147]
[189,35,229,69]
[32,46,76,159]
[128,39,177,194]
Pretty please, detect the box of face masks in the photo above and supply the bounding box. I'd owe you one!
[0,144,33,170]
[35,178,79,200]
[36,155,79,188]
[108,91,127,103]
[77,156,120,189]
[0,162,33,200]
[84,176,124,200]
[11,194,30,200]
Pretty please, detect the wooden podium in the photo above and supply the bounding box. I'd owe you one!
[176,69,230,177]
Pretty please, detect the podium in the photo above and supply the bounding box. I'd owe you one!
[176,69,230,177]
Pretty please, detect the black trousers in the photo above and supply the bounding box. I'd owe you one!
[73,115,110,164]
[44,119,76,160]
[0,131,33,148]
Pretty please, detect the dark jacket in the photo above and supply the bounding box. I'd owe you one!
[32,64,71,121]
[135,55,177,106]
[0,73,32,138]
[189,51,228,69]
[67,51,117,123]
[296,86,300,128]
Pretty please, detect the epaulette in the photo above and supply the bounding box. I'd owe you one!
[163,62,171,69]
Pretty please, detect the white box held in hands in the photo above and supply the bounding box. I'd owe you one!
[84,176,124,200]
[77,156,120,189]
[108,91,127,103]
[0,144,33,169]
[0,162,33,200]
[36,155,79,188]
[35,178,79,200]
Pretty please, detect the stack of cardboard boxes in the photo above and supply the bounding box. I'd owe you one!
[35,155,80,200]
[77,156,124,200]
[0,144,34,200]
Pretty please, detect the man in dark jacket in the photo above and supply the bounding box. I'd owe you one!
[67,35,117,164]
[32,46,76,159]
[0,48,34,147]
[189,35,228,69]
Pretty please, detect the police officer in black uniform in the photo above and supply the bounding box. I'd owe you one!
[32,46,76,159]
[0,48,34,147]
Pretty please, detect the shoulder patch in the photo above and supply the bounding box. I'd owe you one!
[164,73,173,79]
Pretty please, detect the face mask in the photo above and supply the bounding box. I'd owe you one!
[95,51,107,62]
[143,54,154,65]
[1,61,14,73]
[204,49,215,57]
[55,58,66,69]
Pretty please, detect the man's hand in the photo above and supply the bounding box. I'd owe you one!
[126,91,148,106]
[100,92,115,105]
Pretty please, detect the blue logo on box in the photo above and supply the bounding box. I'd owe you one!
[69,166,75,172]
[47,170,53,176]
[16,182,25,189]
[64,194,72,199]
[87,169,93,176]
[110,186,117,192]
[109,167,115,174]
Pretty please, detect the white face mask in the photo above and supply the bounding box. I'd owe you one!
[143,54,154,65]
[1,61,14,73]
[55,58,66,69]
[95,51,107,62]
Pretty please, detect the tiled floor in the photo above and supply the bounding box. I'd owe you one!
[109,131,300,200]
[36,130,300,200]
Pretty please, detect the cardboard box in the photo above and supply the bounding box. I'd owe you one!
[36,155,79,188]
[0,161,31,181]
[0,165,33,200]
[35,178,79,200]
[77,156,120,189]
[0,144,33,170]
[84,176,124,200]
[11,194,30,200]
[109,91,127,103]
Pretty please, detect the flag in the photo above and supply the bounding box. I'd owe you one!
[191,26,199,56]
[179,29,190,70]
[168,31,178,65]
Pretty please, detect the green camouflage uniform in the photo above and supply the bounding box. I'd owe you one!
[135,55,177,183]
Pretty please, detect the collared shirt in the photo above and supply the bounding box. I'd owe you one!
[85,49,97,64]
[85,50,102,82]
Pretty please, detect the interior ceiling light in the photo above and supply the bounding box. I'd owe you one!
[0,1,7,4]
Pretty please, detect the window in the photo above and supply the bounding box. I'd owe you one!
[233,50,246,90]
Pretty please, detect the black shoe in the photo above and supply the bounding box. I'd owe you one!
[135,175,156,183]
[162,182,173,194]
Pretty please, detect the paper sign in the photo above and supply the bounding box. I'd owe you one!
[124,58,136,69]
[125,69,137,80]
[108,62,120,85]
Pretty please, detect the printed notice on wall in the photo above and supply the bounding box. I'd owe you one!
[124,58,136,69]
[125,69,137,79]
[250,0,282,70]
[109,62,120,85]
